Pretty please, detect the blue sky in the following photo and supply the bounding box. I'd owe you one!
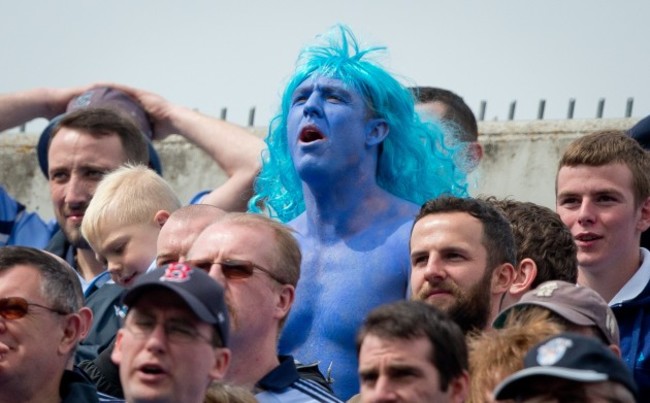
[2,0,648,131]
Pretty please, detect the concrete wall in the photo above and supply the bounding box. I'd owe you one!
[1,118,637,221]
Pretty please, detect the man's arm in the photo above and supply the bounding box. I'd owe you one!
[104,83,264,212]
[0,86,92,131]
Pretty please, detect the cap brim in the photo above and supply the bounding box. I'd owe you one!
[493,300,595,329]
[122,282,216,325]
[493,367,608,399]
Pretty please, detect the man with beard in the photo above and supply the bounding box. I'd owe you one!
[410,196,516,334]
[186,212,343,402]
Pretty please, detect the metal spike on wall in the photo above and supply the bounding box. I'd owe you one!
[567,98,575,119]
[537,99,546,120]
[596,98,605,118]
[626,98,634,118]
[248,107,256,127]
[479,100,487,121]
[220,108,227,120]
[508,101,516,120]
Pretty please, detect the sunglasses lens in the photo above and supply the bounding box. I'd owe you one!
[0,297,29,320]
[222,262,254,279]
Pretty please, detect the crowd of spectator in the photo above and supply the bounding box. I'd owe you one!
[0,23,647,402]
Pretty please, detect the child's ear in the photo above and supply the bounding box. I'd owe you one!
[154,210,171,227]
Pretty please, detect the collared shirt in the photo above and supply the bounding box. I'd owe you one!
[256,356,343,403]
[610,248,650,305]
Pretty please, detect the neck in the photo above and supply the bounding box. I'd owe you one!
[578,249,642,302]
[75,248,105,281]
[225,331,281,391]
[301,172,391,235]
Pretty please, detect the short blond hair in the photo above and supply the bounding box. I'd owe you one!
[82,164,181,247]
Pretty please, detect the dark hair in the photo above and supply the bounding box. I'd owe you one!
[50,108,149,166]
[411,86,478,142]
[356,300,467,391]
[483,197,578,287]
[414,196,516,270]
[0,246,83,313]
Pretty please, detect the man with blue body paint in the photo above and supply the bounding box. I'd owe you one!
[251,25,467,399]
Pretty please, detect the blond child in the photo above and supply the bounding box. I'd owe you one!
[81,164,181,287]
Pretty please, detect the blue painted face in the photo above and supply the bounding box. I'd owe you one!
[286,76,374,181]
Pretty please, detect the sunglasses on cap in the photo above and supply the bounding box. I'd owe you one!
[191,259,287,284]
[0,296,70,320]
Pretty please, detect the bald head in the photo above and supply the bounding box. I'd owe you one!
[156,204,226,266]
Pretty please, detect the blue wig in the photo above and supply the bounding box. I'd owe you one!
[249,25,468,222]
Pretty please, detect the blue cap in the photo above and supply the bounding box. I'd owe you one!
[37,87,162,177]
[122,263,229,347]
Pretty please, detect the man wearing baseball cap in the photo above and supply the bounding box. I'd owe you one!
[493,333,637,402]
[494,280,621,352]
[112,262,231,403]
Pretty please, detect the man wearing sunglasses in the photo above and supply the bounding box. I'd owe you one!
[0,246,96,402]
[187,212,343,402]
[112,262,231,403]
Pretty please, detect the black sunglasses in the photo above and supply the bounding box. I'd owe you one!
[0,296,69,320]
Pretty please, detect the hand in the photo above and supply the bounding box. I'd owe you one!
[93,82,177,140]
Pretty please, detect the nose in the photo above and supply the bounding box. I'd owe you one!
[144,322,168,354]
[423,256,446,282]
[107,261,122,276]
[208,264,227,287]
[303,92,323,119]
[372,376,397,403]
[577,199,596,226]
[65,174,91,208]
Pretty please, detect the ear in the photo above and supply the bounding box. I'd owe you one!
[463,142,483,172]
[274,284,296,322]
[608,343,622,359]
[636,196,650,232]
[111,329,125,366]
[448,370,470,403]
[365,119,389,146]
[77,307,94,340]
[57,312,86,356]
[209,347,231,381]
[491,263,516,296]
[154,210,171,228]
[509,258,538,298]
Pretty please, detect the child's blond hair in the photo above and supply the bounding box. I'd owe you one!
[82,164,181,247]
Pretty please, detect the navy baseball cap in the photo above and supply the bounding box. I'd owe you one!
[493,333,638,400]
[37,87,162,177]
[629,115,650,150]
[122,263,229,347]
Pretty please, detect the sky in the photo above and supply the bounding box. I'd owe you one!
[2,1,649,132]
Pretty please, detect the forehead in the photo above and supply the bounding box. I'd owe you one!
[0,265,44,298]
[411,212,485,249]
[556,163,635,196]
[48,127,127,169]
[294,75,359,97]
[190,221,276,259]
[360,334,435,368]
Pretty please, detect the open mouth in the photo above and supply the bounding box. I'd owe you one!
[299,126,325,143]
[140,364,166,375]
[575,233,602,242]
